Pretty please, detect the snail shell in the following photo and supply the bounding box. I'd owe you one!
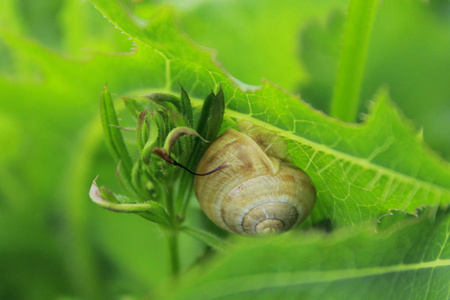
[194,129,316,236]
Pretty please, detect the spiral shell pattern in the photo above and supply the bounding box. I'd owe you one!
[194,129,316,236]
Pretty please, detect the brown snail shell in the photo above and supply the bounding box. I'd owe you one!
[194,129,316,236]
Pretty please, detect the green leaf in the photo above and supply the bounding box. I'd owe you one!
[186,86,225,172]
[131,159,149,200]
[99,85,133,173]
[138,109,160,164]
[176,0,344,90]
[181,225,227,253]
[116,157,140,199]
[176,88,225,215]
[136,108,149,153]
[224,86,450,226]
[122,96,145,121]
[141,130,159,165]
[168,209,450,299]
[180,86,194,127]
[196,87,225,145]
[144,93,182,111]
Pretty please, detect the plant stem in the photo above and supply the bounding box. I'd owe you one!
[165,185,181,278]
[330,0,378,122]
[167,231,180,278]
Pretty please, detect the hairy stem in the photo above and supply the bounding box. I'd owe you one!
[165,185,180,278]
[330,0,378,122]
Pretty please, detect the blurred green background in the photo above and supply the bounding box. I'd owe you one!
[1,0,449,298]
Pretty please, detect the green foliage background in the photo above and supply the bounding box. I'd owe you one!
[0,0,449,299]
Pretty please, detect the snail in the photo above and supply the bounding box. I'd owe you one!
[194,128,316,236]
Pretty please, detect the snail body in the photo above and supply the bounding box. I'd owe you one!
[194,129,316,236]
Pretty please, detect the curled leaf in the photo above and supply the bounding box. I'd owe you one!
[89,177,170,225]
[164,127,208,156]
[151,147,173,164]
